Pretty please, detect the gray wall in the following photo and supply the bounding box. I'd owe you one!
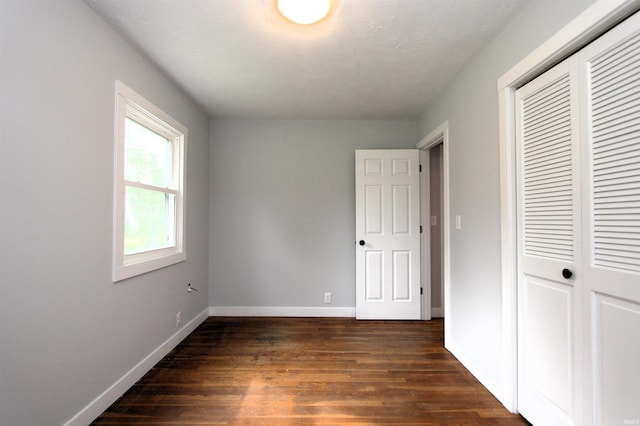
[209,120,416,309]
[417,0,597,403]
[0,1,210,424]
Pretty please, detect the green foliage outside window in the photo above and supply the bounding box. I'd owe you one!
[123,118,176,255]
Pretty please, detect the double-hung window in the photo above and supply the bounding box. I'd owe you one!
[113,81,187,282]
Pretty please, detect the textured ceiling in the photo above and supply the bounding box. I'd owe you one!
[86,0,529,119]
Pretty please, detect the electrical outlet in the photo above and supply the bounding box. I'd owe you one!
[324,293,332,304]
[176,311,181,327]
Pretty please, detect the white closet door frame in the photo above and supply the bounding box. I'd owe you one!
[497,0,640,412]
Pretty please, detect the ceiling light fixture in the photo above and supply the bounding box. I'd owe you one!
[276,0,332,25]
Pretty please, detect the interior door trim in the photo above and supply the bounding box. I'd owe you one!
[416,121,450,334]
[497,0,639,414]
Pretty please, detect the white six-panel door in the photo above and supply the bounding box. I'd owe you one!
[516,11,640,426]
[355,149,421,320]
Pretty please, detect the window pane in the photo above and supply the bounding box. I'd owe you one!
[124,117,172,188]
[124,186,176,255]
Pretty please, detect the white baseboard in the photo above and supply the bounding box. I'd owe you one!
[65,308,209,426]
[445,338,505,409]
[209,306,356,318]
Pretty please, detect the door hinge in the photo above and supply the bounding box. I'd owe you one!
[419,164,422,172]
[420,225,423,233]
[420,287,423,295]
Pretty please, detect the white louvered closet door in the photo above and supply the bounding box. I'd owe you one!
[578,12,640,426]
[516,11,640,426]
[516,57,583,426]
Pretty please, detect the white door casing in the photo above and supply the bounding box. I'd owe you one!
[355,149,421,320]
[417,122,451,332]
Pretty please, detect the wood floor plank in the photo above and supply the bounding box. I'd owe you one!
[92,317,529,425]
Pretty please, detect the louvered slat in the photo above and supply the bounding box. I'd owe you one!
[589,29,640,273]
[521,74,574,261]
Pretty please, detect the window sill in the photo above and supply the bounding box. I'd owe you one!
[113,251,186,282]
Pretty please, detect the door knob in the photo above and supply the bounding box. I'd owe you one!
[562,268,573,279]
[359,240,365,246]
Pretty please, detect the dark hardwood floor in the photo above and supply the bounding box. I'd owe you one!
[92,317,529,425]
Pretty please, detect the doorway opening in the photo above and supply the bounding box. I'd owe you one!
[428,143,444,318]
[417,122,450,334]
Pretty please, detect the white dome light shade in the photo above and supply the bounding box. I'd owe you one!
[276,0,332,25]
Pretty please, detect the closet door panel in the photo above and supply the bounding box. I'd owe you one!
[515,57,583,426]
[579,12,640,425]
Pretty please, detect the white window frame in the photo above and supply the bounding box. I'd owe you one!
[113,81,187,282]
